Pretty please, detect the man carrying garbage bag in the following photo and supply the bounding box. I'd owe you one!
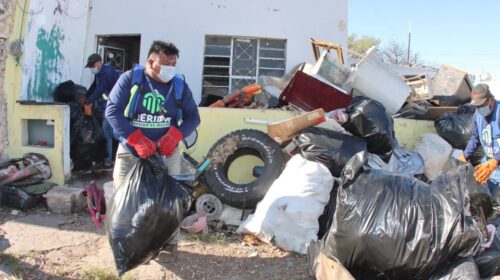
[84,53,120,167]
[105,40,200,259]
[461,83,500,195]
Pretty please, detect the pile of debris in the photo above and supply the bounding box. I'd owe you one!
[190,39,500,279]
[0,153,55,211]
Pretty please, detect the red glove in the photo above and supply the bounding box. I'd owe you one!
[158,127,183,156]
[127,129,156,159]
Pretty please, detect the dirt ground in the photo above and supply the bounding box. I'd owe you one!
[0,168,310,280]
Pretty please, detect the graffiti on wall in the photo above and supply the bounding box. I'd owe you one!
[21,0,89,101]
[26,25,65,101]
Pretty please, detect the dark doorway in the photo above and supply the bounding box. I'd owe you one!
[96,35,141,73]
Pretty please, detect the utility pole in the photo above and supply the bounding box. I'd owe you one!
[407,20,411,66]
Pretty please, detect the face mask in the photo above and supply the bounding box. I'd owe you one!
[155,63,176,83]
[478,105,492,117]
[90,67,100,74]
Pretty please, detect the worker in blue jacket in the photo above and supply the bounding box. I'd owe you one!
[105,41,200,260]
[462,84,500,196]
[85,53,120,166]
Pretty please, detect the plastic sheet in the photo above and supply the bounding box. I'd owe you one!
[475,232,500,278]
[295,127,367,177]
[366,146,424,176]
[414,133,453,181]
[344,96,395,160]
[322,152,482,280]
[107,155,192,275]
[429,258,480,280]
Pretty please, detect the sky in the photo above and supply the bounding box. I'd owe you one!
[349,0,500,81]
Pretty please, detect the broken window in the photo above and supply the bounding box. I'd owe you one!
[202,36,287,98]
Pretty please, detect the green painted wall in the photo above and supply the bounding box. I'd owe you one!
[26,25,65,101]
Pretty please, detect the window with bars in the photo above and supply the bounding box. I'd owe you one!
[202,36,287,98]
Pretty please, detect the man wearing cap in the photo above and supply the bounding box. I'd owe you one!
[462,83,500,195]
[85,53,120,166]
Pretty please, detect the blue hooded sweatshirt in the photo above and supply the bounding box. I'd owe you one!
[86,64,120,112]
[105,69,200,143]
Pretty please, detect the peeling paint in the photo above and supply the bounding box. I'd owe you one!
[26,25,65,101]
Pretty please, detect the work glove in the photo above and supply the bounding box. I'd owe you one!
[474,158,498,185]
[127,129,156,159]
[158,127,183,156]
[457,155,469,162]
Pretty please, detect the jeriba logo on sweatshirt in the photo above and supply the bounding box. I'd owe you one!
[131,92,171,129]
[143,93,165,114]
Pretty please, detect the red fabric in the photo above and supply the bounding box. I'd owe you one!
[83,182,106,229]
[127,129,156,159]
[158,126,183,156]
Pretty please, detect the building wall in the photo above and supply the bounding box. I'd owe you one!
[2,0,72,184]
[20,0,89,101]
[84,0,348,103]
[0,0,16,158]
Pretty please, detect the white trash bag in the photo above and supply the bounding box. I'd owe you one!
[414,133,452,181]
[237,155,334,254]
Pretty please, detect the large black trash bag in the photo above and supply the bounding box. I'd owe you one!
[434,105,485,165]
[294,127,367,177]
[435,105,475,149]
[343,96,395,160]
[53,80,86,103]
[106,155,193,275]
[321,152,482,280]
[475,232,500,278]
[79,115,104,145]
[70,115,104,170]
[429,257,480,280]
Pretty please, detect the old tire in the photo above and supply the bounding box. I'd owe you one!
[203,129,285,209]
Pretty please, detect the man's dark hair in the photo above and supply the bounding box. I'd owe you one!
[148,41,179,57]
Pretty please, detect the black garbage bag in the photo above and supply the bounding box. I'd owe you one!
[429,258,480,280]
[317,186,338,239]
[294,127,367,177]
[322,152,482,280]
[53,80,86,103]
[79,115,104,146]
[71,142,94,170]
[434,105,485,165]
[475,232,500,278]
[106,155,193,275]
[434,105,475,149]
[70,115,105,170]
[0,186,40,210]
[343,96,395,160]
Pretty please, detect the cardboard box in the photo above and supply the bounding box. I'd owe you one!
[267,109,325,144]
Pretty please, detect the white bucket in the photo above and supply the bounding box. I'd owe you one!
[346,47,411,115]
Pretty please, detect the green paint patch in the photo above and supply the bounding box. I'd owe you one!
[26,25,65,101]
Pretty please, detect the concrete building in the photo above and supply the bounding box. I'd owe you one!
[1,0,348,184]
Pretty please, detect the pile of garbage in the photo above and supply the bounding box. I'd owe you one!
[53,80,107,170]
[0,153,55,211]
[188,39,500,279]
[98,39,499,279]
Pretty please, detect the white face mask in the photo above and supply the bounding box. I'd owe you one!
[90,67,100,74]
[478,104,492,117]
[155,63,176,83]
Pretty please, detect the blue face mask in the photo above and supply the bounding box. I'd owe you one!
[478,102,492,117]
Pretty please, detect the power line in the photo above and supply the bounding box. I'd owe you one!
[16,0,43,15]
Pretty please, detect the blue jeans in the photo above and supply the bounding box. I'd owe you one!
[102,119,113,164]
